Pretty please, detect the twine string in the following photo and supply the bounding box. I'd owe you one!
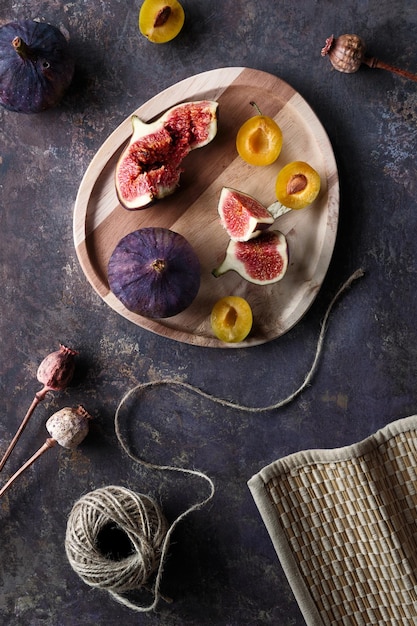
[115,268,365,415]
[66,408,215,612]
[113,398,216,612]
[66,268,364,613]
[65,477,215,612]
[65,485,174,612]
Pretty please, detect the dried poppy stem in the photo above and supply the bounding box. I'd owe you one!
[0,388,49,472]
[362,56,417,82]
[0,406,91,498]
[0,438,57,498]
[0,345,77,472]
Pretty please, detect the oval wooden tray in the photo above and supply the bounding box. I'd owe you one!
[73,67,339,348]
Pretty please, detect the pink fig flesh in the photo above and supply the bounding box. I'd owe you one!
[115,100,218,210]
[212,230,288,285]
[218,187,274,241]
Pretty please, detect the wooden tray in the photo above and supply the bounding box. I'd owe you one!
[73,67,339,348]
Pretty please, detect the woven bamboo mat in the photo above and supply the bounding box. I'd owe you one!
[248,415,417,626]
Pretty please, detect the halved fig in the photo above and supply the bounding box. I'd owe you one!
[115,100,218,210]
[212,230,288,285]
[108,227,201,318]
[218,187,274,242]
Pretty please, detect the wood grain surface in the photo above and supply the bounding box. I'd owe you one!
[73,67,339,347]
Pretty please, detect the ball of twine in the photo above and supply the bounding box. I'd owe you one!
[65,485,168,610]
[63,269,364,612]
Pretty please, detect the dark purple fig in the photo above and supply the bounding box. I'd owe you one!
[212,230,288,285]
[115,100,218,210]
[0,20,74,113]
[108,227,201,318]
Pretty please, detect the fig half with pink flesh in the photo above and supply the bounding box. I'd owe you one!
[115,100,218,210]
[218,187,274,241]
[212,230,288,285]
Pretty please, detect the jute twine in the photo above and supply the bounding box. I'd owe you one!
[114,268,365,416]
[65,268,364,613]
[65,477,214,613]
[65,486,167,602]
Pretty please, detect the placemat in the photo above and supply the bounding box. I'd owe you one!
[248,415,417,625]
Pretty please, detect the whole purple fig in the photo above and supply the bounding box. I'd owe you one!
[108,227,201,319]
[0,19,74,113]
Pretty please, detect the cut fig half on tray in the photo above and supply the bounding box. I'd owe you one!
[218,187,275,242]
[213,230,289,285]
[115,100,218,210]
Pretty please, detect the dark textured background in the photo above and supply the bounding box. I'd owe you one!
[1,1,417,624]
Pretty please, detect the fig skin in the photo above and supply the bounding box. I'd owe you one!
[115,100,218,210]
[213,230,288,285]
[218,187,274,242]
[108,227,201,319]
[0,19,74,113]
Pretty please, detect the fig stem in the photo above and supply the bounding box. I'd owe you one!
[0,386,49,472]
[12,36,32,60]
[363,56,417,83]
[267,201,292,220]
[152,259,166,273]
[0,438,56,498]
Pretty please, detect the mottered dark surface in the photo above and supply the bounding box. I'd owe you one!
[1,2,417,625]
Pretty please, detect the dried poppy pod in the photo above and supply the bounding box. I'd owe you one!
[321,33,417,82]
[0,344,78,472]
[321,34,365,73]
[46,405,91,449]
[0,406,92,498]
[37,344,78,394]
